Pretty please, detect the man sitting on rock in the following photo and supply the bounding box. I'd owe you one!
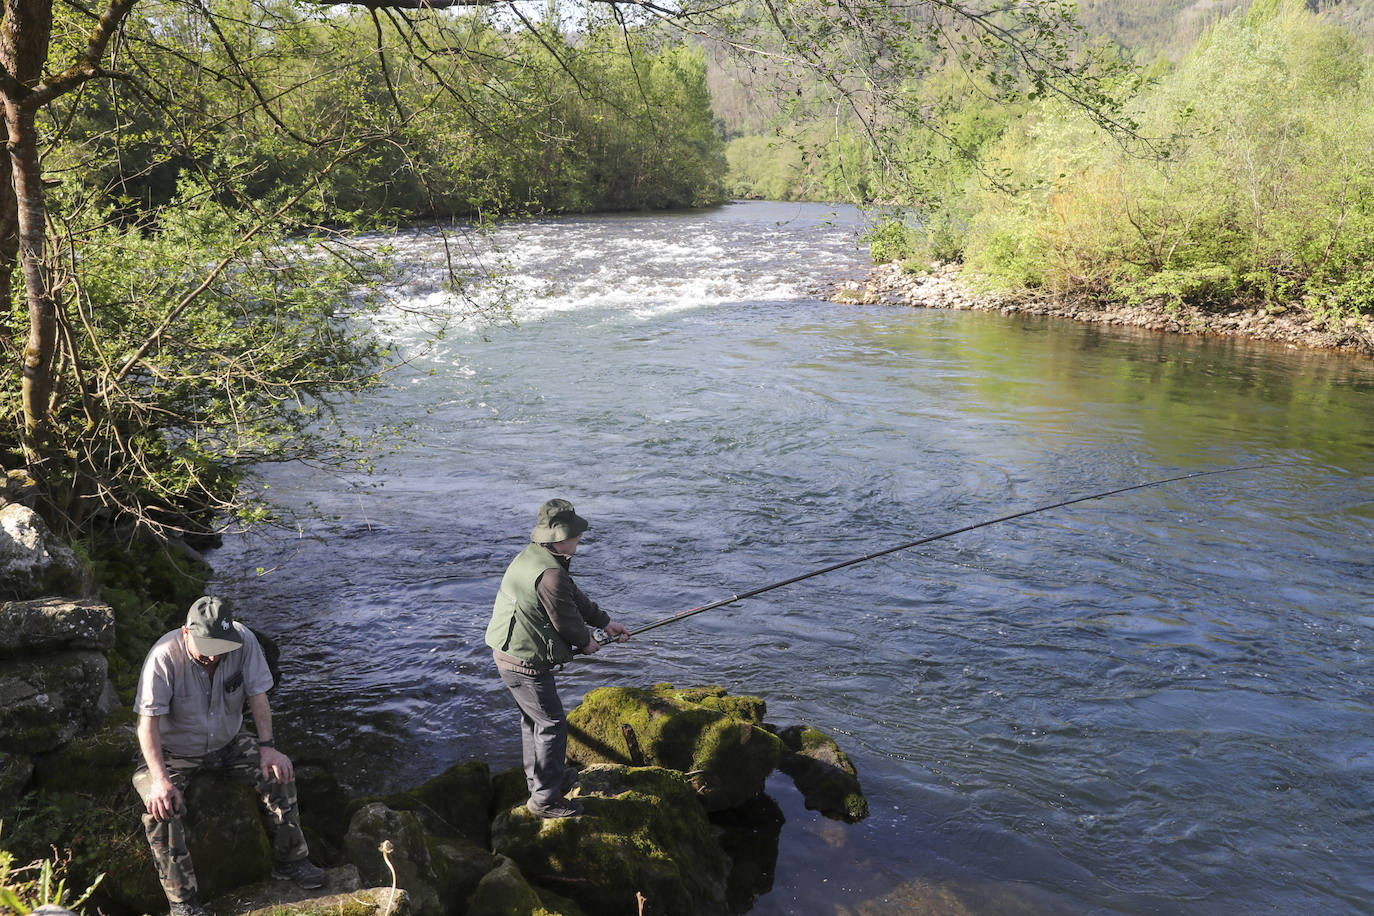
[133,596,327,916]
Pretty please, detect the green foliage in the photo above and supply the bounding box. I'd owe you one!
[48,9,727,223]
[0,825,103,916]
[863,218,919,265]
[0,174,398,538]
[937,0,1374,318]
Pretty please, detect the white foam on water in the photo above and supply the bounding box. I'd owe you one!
[361,204,869,345]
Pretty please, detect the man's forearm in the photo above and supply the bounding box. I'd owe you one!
[136,714,169,779]
[248,692,274,744]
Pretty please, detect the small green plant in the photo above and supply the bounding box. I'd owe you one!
[0,825,104,916]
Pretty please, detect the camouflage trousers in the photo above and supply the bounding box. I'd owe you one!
[132,732,308,905]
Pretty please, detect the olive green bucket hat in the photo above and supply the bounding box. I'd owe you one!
[531,498,590,543]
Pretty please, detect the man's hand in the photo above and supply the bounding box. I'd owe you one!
[146,775,183,822]
[259,745,295,783]
[581,638,602,655]
[604,621,630,642]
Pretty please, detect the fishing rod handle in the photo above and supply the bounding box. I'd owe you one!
[592,628,630,646]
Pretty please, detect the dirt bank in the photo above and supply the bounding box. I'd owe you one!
[836,262,1374,358]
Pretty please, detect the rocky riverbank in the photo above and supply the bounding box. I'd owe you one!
[835,262,1374,357]
[0,495,870,916]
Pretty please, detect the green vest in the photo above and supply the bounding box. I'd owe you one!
[485,543,573,668]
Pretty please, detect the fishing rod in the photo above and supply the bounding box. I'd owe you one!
[595,465,1267,645]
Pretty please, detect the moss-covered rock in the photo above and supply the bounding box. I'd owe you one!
[775,724,868,822]
[31,723,138,796]
[362,760,492,847]
[231,885,412,916]
[427,836,498,913]
[488,767,530,817]
[0,650,111,753]
[212,863,369,916]
[490,764,729,916]
[465,855,585,916]
[183,774,276,899]
[0,505,89,600]
[565,684,782,812]
[342,803,442,916]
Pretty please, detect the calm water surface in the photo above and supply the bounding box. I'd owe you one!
[211,202,1374,915]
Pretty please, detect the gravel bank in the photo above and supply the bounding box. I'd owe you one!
[835,262,1374,358]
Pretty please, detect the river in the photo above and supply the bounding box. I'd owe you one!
[210,201,1374,915]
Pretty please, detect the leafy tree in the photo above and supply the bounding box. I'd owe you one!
[957,0,1374,318]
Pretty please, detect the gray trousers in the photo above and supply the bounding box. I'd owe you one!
[498,666,568,807]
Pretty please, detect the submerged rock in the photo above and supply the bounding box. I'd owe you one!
[566,684,782,812]
[775,724,869,822]
[491,764,730,916]
[710,792,785,913]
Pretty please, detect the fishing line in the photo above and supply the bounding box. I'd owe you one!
[596,464,1269,644]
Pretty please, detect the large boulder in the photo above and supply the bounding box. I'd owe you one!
[91,772,276,915]
[368,760,493,848]
[342,803,443,916]
[565,684,782,812]
[31,722,139,796]
[0,504,87,599]
[0,649,111,753]
[428,836,498,914]
[183,774,276,899]
[775,724,869,822]
[490,764,730,916]
[0,598,115,653]
[0,599,117,753]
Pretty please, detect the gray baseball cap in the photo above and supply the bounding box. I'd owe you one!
[186,596,244,656]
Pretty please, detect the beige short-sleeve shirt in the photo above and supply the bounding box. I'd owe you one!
[133,623,274,757]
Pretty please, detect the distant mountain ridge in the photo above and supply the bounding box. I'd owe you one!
[1077,0,1374,57]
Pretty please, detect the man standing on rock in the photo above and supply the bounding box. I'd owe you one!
[133,596,327,916]
[486,498,630,819]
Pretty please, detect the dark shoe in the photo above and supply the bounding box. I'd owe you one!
[560,767,579,795]
[272,857,328,889]
[527,795,583,819]
[169,900,210,916]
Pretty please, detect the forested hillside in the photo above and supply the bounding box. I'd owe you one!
[720,0,1374,328]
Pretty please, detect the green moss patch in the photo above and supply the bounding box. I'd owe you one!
[566,685,781,812]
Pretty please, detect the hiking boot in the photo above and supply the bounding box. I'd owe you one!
[560,767,579,794]
[527,795,584,819]
[272,857,328,889]
[169,900,210,916]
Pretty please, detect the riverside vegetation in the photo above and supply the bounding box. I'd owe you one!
[727,0,1374,354]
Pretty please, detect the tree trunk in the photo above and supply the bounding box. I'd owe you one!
[2,0,56,445]
[8,104,53,441]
